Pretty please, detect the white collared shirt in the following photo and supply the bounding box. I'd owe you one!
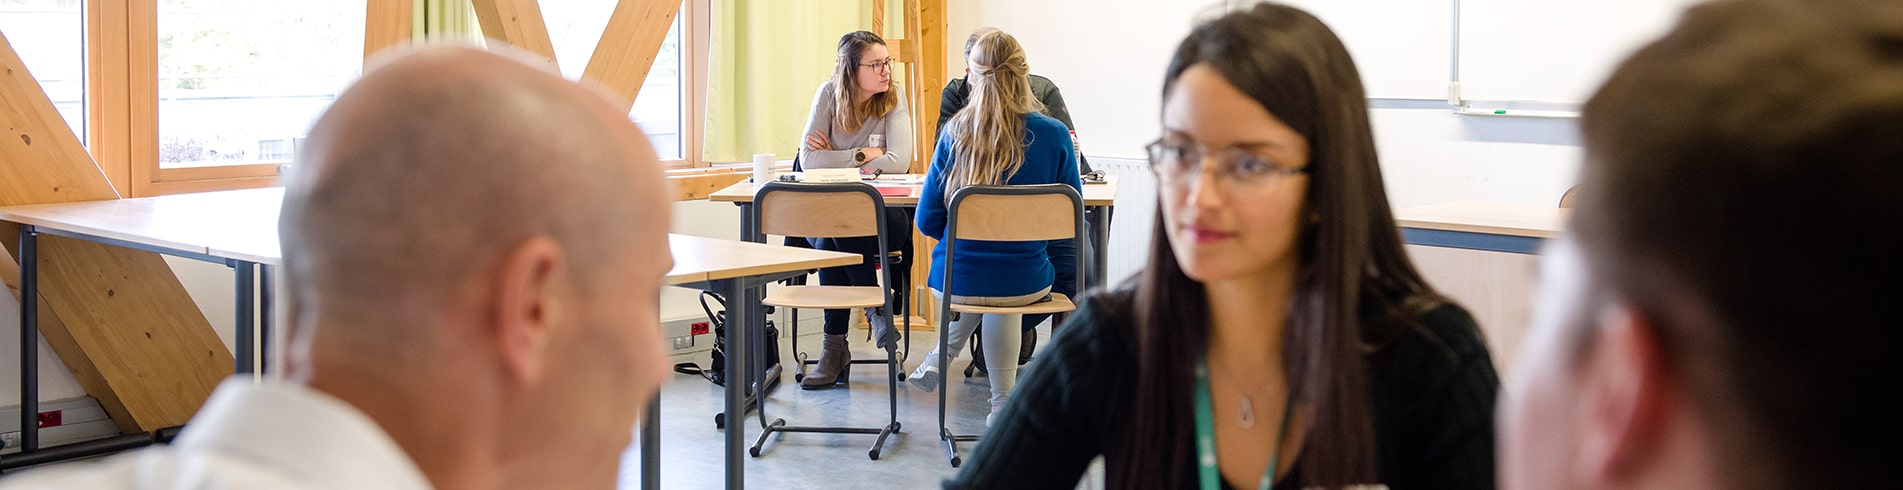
[1,379,432,489]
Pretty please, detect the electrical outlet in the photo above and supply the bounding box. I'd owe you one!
[2,432,17,450]
[672,336,694,351]
[690,321,711,336]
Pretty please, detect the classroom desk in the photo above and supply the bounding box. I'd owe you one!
[661,234,860,490]
[0,188,282,467]
[1394,202,1567,381]
[1394,201,1566,254]
[707,175,1121,290]
[3,189,861,490]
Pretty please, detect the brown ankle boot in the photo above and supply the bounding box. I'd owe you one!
[800,334,852,389]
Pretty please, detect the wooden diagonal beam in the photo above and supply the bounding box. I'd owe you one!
[1,41,118,206]
[3,30,230,433]
[580,0,683,111]
[471,0,559,67]
[366,0,415,59]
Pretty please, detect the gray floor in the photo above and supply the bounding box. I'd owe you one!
[9,323,1096,489]
[621,323,1078,490]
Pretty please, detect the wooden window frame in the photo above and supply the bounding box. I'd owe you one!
[78,0,715,197]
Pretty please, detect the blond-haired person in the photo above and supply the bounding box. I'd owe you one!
[909,31,1082,426]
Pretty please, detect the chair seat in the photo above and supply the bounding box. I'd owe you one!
[765,285,886,309]
[948,292,1076,315]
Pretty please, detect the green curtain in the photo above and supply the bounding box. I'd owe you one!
[702,0,904,163]
[413,0,480,42]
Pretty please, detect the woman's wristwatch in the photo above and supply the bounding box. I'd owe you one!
[853,148,869,166]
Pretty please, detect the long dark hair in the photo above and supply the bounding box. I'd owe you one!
[1105,3,1446,487]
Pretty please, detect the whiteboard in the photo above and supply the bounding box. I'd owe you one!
[1458,0,1705,104]
[1282,0,1453,100]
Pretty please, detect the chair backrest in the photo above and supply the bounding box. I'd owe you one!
[755,182,886,239]
[947,185,1082,242]
[941,184,1087,308]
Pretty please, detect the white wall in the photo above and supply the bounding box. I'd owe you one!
[947,0,1581,209]
[949,0,1583,289]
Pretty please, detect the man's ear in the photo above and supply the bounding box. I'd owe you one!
[1577,304,1673,485]
[491,237,567,384]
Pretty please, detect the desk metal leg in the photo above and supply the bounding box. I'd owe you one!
[719,278,747,490]
[258,265,273,375]
[231,260,255,375]
[1088,206,1111,291]
[641,394,659,490]
[18,225,40,452]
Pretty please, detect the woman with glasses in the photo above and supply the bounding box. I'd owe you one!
[948,4,1499,489]
[909,30,1082,427]
[794,30,915,389]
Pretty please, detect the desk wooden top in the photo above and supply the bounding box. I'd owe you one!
[0,188,283,258]
[1394,202,1568,239]
[706,174,1120,207]
[0,189,862,282]
[667,234,860,284]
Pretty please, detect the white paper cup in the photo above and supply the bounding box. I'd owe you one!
[753,153,775,183]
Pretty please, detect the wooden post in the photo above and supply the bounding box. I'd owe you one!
[907,0,948,329]
[581,0,684,111]
[365,0,415,59]
[872,0,886,37]
[2,32,232,433]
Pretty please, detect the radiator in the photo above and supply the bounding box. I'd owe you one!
[1092,155,1158,289]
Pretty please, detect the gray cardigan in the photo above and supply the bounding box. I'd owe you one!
[799,81,914,173]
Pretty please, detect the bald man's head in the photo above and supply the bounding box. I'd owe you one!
[282,46,665,323]
[277,45,674,488]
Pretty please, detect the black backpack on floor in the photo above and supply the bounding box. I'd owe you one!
[675,291,780,388]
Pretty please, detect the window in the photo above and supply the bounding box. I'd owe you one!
[545,0,688,162]
[20,0,712,197]
[155,0,364,170]
[0,0,86,146]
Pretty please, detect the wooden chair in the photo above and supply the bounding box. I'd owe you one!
[783,137,917,375]
[749,181,905,460]
[932,184,1085,467]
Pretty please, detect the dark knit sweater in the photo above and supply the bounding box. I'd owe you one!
[946,290,1501,489]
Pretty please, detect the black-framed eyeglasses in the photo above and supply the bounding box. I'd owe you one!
[858,58,896,71]
[1145,139,1307,196]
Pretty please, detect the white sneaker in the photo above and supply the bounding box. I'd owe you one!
[908,352,943,393]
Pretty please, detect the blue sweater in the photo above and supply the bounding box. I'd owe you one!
[918,113,1084,298]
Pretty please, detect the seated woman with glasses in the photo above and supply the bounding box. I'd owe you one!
[947,4,1499,489]
[908,30,1082,427]
[794,30,915,389]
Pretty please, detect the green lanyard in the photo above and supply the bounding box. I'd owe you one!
[1195,357,1297,490]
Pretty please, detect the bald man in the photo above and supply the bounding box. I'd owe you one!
[1502,0,1903,488]
[3,45,674,488]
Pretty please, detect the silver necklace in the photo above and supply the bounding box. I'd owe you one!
[1208,358,1277,429]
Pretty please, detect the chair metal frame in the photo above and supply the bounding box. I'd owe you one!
[747,181,907,460]
[933,184,1085,467]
